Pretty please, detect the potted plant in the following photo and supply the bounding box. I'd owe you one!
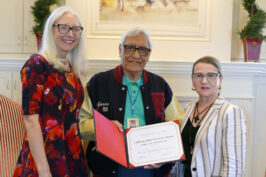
[31,0,59,50]
[239,0,266,62]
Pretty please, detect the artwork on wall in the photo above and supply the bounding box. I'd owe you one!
[88,0,211,41]
[100,0,198,24]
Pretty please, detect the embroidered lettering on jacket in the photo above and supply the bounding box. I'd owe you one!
[151,93,165,122]
[97,102,109,112]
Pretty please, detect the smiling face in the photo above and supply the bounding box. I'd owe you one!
[120,32,151,81]
[192,63,223,101]
[53,12,81,58]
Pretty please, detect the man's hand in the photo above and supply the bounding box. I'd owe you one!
[111,120,123,132]
[144,163,163,169]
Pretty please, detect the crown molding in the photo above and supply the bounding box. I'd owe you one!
[0,59,26,71]
[84,59,266,76]
[1,58,266,76]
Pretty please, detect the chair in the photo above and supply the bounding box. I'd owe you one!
[0,95,25,177]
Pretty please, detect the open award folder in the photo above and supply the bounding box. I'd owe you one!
[93,109,185,168]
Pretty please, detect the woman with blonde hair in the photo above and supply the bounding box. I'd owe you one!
[13,6,88,177]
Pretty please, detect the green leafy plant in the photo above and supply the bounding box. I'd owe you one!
[239,0,266,41]
[31,0,59,35]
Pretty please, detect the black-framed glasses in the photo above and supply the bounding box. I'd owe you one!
[124,45,151,57]
[53,24,83,35]
[192,73,220,82]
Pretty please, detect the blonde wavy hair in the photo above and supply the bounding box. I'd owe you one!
[39,6,86,78]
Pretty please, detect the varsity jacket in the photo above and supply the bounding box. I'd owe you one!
[78,65,183,177]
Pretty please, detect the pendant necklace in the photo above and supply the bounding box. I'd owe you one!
[193,101,214,125]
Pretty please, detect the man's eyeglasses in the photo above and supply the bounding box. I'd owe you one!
[124,45,151,57]
[53,24,83,35]
[192,73,220,82]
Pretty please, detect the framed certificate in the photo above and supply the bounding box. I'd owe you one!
[93,110,185,168]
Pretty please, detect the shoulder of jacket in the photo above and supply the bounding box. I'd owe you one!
[146,71,165,81]
[185,101,196,109]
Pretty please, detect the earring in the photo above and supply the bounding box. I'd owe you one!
[192,86,195,91]
[218,86,222,90]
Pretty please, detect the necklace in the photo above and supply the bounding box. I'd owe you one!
[196,102,211,116]
[193,101,214,125]
[193,95,219,125]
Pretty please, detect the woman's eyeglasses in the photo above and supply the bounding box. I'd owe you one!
[53,24,83,35]
[192,73,220,82]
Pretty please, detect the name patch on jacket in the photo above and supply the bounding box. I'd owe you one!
[97,101,109,112]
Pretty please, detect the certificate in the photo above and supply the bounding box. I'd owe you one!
[93,110,185,168]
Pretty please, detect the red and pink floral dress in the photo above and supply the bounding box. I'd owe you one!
[13,54,88,177]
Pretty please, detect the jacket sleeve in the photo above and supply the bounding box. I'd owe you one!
[165,95,184,123]
[222,105,247,177]
[78,86,95,141]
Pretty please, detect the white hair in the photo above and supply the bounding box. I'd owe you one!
[120,27,153,49]
[39,6,86,78]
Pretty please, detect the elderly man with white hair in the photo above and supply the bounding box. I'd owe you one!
[79,27,183,177]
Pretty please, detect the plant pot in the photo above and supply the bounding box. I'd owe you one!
[34,32,42,51]
[242,37,262,62]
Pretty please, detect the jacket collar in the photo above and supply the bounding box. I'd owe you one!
[181,97,226,130]
[113,64,149,84]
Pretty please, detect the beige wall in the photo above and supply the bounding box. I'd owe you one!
[66,0,266,62]
[0,0,264,61]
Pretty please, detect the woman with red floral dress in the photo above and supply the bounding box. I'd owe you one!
[13,6,89,177]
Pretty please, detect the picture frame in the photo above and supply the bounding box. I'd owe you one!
[87,0,211,41]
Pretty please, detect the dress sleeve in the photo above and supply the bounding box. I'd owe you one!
[222,104,247,177]
[21,55,45,115]
[78,86,95,141]
[163,79,184,124]
[165,96,184,123]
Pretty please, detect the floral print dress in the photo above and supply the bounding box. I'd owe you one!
[13,54,88,177]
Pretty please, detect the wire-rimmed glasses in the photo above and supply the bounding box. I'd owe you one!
[192,73,220,82]
[124,45,151,57]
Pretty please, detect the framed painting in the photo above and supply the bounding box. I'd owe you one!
[87,0,211,41]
